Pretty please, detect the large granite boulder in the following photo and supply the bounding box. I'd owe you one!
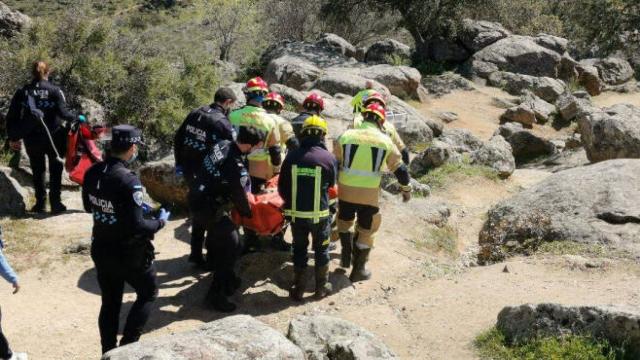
[264,55,323,90]
[139,155,188,211]
[577,103,640,162]
[422,72,475,98]
[460,19,511,53]
[103,315,304,360]
[0,167,29,216]
[497,303,640,358]
[287,315,396,360]
[424,37,470,63]
[471,135,516,179]
[316,33,357,58]
[487,72,566,103]
[364,38,411,64]
[496,123,557,164]
[556,92,592,122]
[581,57,635,85]
[534,33,569,54]
[313,69,389,98]
[363,64,426,101]
[387,95,440,145]
[0,1,32,38]
[575,63,603,96]
[519,92,556,124]
[468,35,563,79]
[478,159,640,263]
[500,104,536,127]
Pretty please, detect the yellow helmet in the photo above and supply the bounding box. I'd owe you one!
[301,115,328,136]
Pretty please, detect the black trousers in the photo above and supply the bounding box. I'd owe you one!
[206,215,243,297]
[0,307,12,359]
[24,129,66,205]
[337,200,379,229]
[186,173,207,258]
[91,251,158,354]
[291,217,332,269]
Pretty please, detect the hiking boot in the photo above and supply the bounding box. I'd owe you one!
[210,291,237,313]
[188,253,206,268]
[339,232,353,268]
[50,202,67,215]
[30,202,46,214]
[314,265,332,299]
[224,274,242,296]
[289,267,307,302]
[271,233,291,252]
[349,247,372,282]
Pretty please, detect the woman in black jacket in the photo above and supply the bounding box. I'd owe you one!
[6,61,79,214]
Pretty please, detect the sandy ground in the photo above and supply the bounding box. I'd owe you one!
[0,86,639,360]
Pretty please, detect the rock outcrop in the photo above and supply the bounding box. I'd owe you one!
[422,72,475,98]
[0,1,32,38]
[287,315,396,360]
[103,315,305,360]
[497,123,557,164]
[497,303,640,358]
[460,19,511,53]
[479,159,640,263]
[487,72,566,103]
[577,103,640,162]
[364,38,411,64]
[0,167,29,216]
[139,155,188,211]
[581,57,635,85]
[316,33,357,59]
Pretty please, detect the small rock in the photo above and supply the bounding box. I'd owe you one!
[64,239,92,255]
[438,111,459,123]
[502,265,510,273]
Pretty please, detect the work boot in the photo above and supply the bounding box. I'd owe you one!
[349,247,372,282]
[30,202,46,214]
[271,233,292,252]
[289,267,307,301]
[339,232,353,268]
[210,291,237,312]
[314,265,332,299]
[50,201,67,215]
[188,253,207,269]
[224,273,242,296]
[243,231,261,254]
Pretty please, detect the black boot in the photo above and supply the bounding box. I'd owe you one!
[50,201,67,214]
[314,265,332,299]
[207,273,237,312]
[243,231,261,254]
[289,267,307,301]
[224,273,242,296]
[271,232,292,252]
[339,232,353,268]
[30,201,46,213]
[349,247,372,282]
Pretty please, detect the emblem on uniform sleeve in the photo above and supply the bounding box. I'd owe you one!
[133,191,144,206]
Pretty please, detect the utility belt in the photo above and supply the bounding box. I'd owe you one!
[122,234,155,272]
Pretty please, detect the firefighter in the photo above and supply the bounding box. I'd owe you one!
[174,87,237,267]
[278,116,337,301]
[229,77,282,252]
[335,103,412,282]
[291,93,324,139]
[189,127,264,312]
[352,91,410,165]
[262,91,299,152]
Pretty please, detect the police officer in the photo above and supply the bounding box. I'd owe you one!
[278,116,337,301]
[6,61,81,214]
[335,103,412,282]
[189,126,265,312]
[291,93,324,139]
[82,125,170,354]
[174,87,237,267]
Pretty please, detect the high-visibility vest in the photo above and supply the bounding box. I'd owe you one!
[229,105,278,179]
[284,165,330,223]
[337,122,395,189]
[353,113,406,151]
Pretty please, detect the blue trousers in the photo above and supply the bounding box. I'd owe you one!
[291,217,332,268]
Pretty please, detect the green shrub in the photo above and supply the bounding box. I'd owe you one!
[415,225,459,257]
[475,327,625,360]
[384,53,411,66]
[418,158,500,190]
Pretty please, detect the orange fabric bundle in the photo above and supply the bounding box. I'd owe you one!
[231,190,285,236]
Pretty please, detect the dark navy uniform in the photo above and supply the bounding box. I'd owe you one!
[290,112,314,139]
[82,126,165,354]
[174,103,235,264]
[189,140,251,311]
[6,79,77,211]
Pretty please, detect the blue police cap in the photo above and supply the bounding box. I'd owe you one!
[111,125,144,149]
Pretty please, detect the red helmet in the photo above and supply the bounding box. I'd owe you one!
[363,103,386,124]
[245,77,269,94]
[303,93,324,111]
[264,92,285,110]
[363,91,386,108]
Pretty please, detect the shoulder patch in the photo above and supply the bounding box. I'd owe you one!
[133,191,144,207]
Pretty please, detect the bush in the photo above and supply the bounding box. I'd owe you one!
[415,225,459,257]
[475,327,625,360]
[418,158,500,190]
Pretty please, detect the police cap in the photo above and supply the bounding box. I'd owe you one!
[111,125,144,150]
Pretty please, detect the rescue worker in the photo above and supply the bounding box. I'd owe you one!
[0,226,25,360]
[262,92,299,151]
[189,126,264,312]
[82,125,170,354]
[229,77,282,252]
[291,93,324,139]
[279,116,337,301]
[174,87,237,267]
[335,103,412,282]
[6,61,81,214]
[352,91,410,165]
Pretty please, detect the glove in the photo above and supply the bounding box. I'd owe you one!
[141,202,153,215]
[78,114,87,123]
[175,165,184,178]
[9,140,21,151]
[157,208,170,222]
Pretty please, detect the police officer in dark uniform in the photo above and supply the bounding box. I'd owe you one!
[189,126,264,312]
[6,61,80,214]
[174,87,237,267]
[82,125,170,354]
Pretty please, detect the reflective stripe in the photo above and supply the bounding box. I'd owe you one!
[344,144,353,168]
[374,148,385,172]
[284,209,330,219]
[341,167,381,178]
[313,166,321,222]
